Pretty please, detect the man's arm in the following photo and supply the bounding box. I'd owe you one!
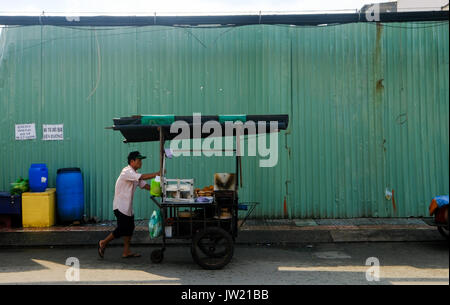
[139,172,159,180]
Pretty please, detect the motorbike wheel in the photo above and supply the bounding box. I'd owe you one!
[437,226,449,240]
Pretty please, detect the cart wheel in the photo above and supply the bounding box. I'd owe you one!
[151,249,164,264]
[191,227,234,270]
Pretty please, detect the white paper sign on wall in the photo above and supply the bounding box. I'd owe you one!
[43,124,64,141]
[15,123,36,140]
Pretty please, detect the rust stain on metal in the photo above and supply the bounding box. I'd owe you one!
[376,78,384,91]
[375,22,383,76]
[376,22,383,44]
[374,22,384,104]
[391,189,397,212]
[283,196,288,219]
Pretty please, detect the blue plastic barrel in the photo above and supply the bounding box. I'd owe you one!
[29,164,48,192]
[56,168,84,223]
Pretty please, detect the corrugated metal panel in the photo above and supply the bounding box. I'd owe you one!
[290,22,449,218]
[0,22,448,220]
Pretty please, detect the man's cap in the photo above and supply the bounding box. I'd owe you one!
[128,151,146,161]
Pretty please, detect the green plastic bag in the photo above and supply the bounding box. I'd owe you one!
[148,210,162,239]
[150,176,162,197]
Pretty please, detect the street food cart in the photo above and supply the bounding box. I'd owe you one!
[111,114,289,269]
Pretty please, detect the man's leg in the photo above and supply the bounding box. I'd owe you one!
[123,236,131,257]
[122,235,141,257]
[99,210,122,257]
[122,217,141,257]
[100,233,115,249]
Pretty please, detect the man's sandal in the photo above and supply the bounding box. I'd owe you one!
[98,241,105,259]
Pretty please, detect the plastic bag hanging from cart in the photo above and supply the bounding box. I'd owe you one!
[148,210,162,238]
[150,176,162,197]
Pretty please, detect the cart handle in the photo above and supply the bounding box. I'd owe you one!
[150,196,162,209]
[238,201,259,228]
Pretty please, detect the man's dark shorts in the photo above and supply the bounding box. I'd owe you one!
[112,209,135,238]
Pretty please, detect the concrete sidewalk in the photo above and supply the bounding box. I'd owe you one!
[0,218,446,247]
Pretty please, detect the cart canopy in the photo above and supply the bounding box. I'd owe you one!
[110,114,289,143]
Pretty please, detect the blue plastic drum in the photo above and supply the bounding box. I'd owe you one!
[29,163,48,192]
[56,168,84,223]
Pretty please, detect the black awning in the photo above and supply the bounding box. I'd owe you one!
[110,114,289,143]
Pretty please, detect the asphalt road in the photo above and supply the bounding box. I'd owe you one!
[0,241,448,285]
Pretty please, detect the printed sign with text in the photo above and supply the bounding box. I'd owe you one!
[43,124,64,141]
[15,123,36,140]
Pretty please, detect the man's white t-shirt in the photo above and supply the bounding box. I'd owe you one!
[113,165,147,216]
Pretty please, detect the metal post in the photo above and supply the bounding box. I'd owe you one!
[159,127,166,249]
[159,127,164,176]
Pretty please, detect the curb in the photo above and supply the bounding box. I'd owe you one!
[0,226,445,248]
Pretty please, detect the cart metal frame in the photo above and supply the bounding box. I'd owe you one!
[148,128,243,269]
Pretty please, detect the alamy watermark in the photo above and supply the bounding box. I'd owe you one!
[65,257,80,282]
[169,113,280,168]
[365,257,380,282]
[365,4,381,22]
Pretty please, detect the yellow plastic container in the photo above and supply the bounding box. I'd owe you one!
[22,188,56,227]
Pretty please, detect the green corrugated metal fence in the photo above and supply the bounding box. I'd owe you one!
[0,22,448,220]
